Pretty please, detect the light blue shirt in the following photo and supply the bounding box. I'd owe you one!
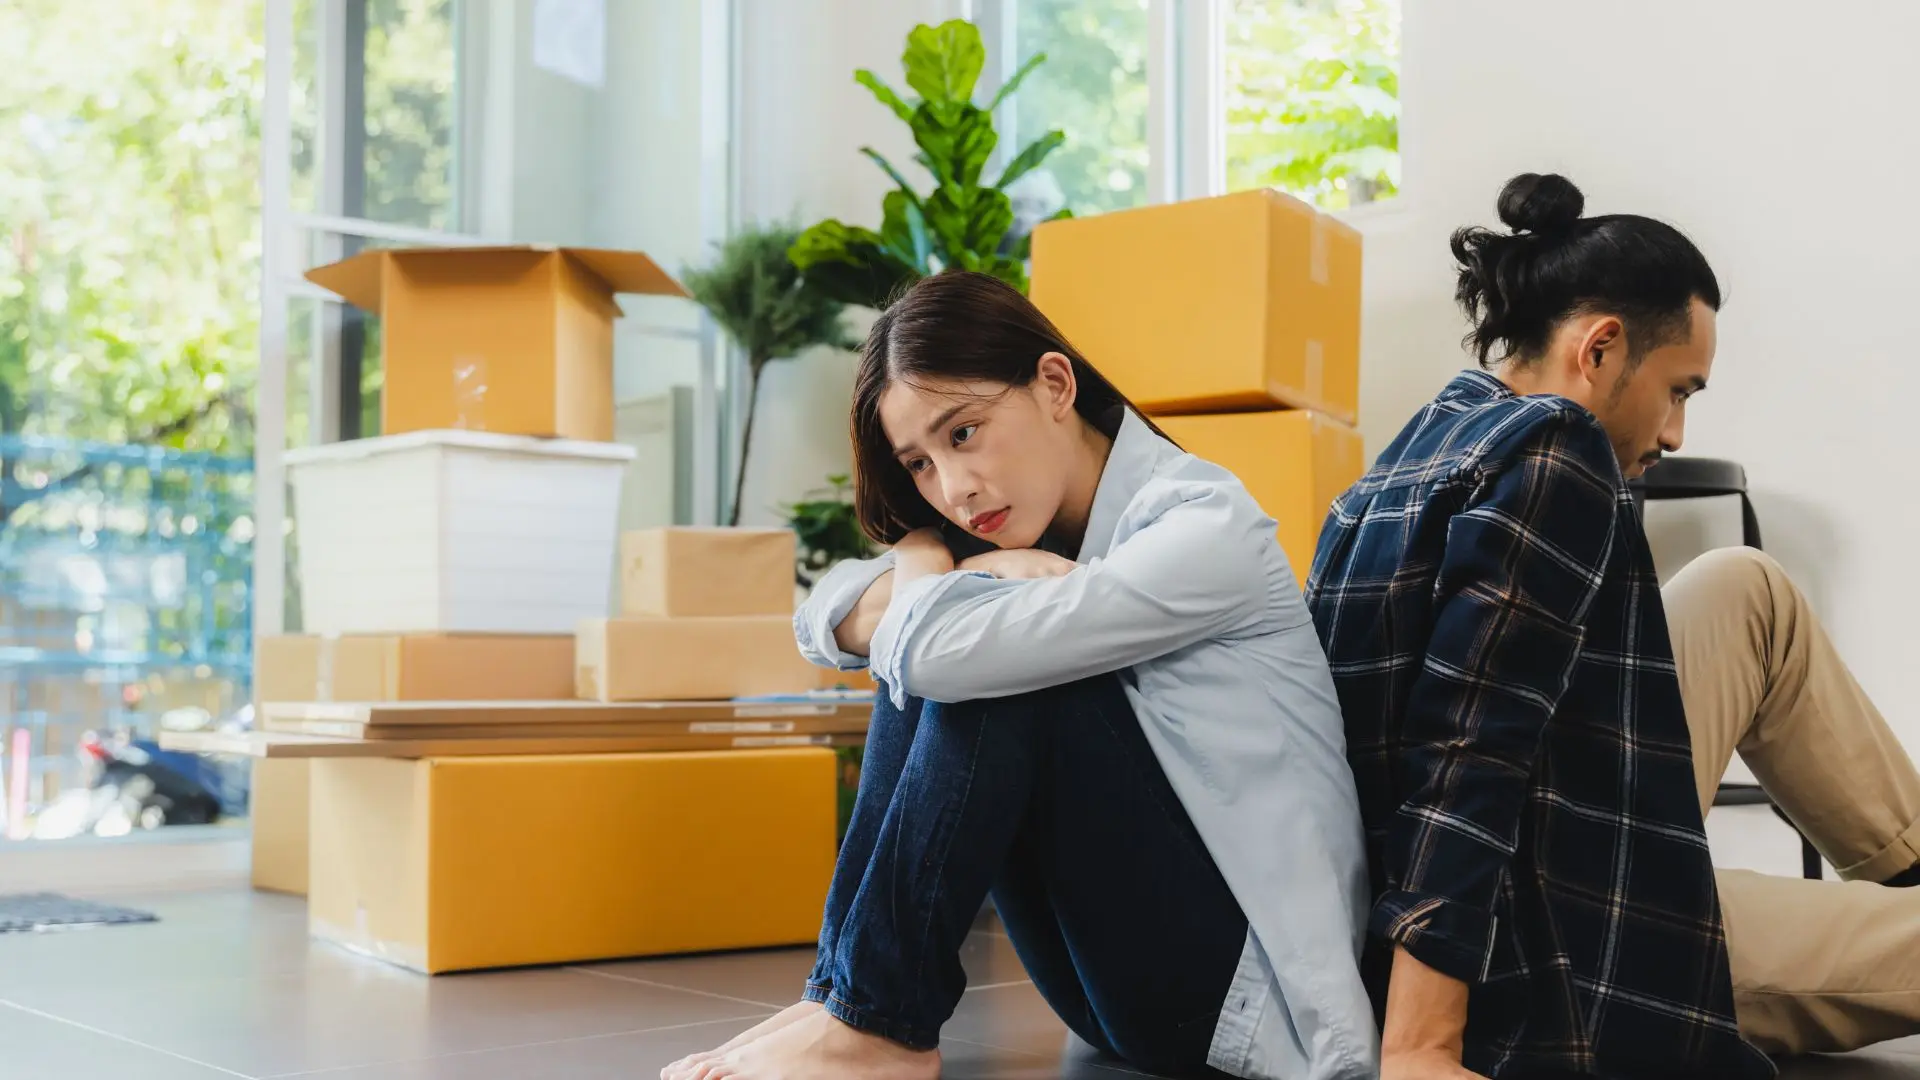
[793,409,1378,1080]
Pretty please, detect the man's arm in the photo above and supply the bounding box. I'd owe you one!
[1377,416,1622,1072]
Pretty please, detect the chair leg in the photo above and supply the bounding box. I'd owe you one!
[1766,802,1822,879]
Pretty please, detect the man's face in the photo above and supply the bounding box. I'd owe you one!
[1587,300,1717,478]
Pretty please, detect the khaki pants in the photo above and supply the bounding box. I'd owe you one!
[1669,547,1920,1055]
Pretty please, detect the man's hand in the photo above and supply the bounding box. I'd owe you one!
[958,548,1077,581]
[1379,947,1485,1079]
[1381,1049,1487,1080]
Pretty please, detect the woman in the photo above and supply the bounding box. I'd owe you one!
[663,271,1377,1080]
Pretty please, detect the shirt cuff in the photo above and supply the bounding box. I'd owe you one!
[793,553,895,670]
[868,569,992,708]
[1369,889,1499,985]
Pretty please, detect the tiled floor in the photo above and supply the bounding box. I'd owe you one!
[3,807,1919,1079]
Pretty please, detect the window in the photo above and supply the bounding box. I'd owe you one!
[1223,0,1401,210]
[1001,0,1153,218]
[985,0,1402,216]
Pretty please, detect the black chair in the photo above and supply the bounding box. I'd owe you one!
[1631,457,1822,880]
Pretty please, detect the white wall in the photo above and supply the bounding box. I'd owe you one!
[729,0,959,525]
[1370,0,1920,744]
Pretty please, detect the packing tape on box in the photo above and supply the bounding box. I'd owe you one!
[1310,213,1332,287]
[1305,340,1326,402]
[451,356,488,431]
[315,634,337,702]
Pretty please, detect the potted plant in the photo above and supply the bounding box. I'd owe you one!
[682,223,857,526]
[782,473,874,589]
[790,19,1071,309]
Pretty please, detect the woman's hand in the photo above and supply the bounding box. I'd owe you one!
[958,548,1077,581]
[891,527,956,586]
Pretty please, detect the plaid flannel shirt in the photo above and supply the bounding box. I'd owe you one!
[1305,370,1774,1079]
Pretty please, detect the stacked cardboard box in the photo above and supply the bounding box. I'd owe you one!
[214,250,855,971]
[1031,189,1367,585]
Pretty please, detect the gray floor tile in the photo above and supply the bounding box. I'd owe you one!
[0,890,312,995]
[0,1000,245,1080]
[4,940,768,1078]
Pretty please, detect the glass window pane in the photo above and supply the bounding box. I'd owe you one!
[292,0,461,230]
[1224,0,1401,211]
[1006,0,1151,219]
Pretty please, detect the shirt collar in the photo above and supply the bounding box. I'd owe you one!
[1439,368,1516,404]
[1075,409,1179,563]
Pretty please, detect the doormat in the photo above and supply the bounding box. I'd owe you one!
[0,892,158,934]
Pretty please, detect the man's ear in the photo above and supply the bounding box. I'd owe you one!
[1034,352,1078,420]
[1576,316,1627,384]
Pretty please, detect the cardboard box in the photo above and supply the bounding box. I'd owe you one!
[308,749,837,973]
[1157,410,1365,585]
[576,616,816,702]
[621,528,796,617]
[250,758,311,895]
[1031,189,1362,423]
[305,245,689,441]
[255,634,577,703]
[249,633,572,897]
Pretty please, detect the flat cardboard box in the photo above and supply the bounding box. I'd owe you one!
[305,245,688,441]
[1157,410,1365,586]
[1031,189,1362,423]
[308,749,837,973]
[255,634,576,704]
[621,528,796,617]
[576,616,817,702]
[174,728,866,759]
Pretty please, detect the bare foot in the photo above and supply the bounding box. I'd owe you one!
[661,1001,821,1080]
[701,1007,941,1080]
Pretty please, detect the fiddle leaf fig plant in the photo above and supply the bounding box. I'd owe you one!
[790,19,1070,309]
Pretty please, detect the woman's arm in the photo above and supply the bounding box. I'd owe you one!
[867,483,1269,704]
[798,529,958,665]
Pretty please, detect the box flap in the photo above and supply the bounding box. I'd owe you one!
[561,248,690,298]
[304,245,690,311]
[304,249,389,313]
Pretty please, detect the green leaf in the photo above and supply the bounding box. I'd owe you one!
[987,51,1046,113]
[879,189,934,271]
[681,221,855,363]
[961,188,1016,254]
[902,19,985,105]
[994,130,1065,191]
[910,102,997,190]
[789,220,924,310]
[853,69,915,123]
[980,254,1030,293]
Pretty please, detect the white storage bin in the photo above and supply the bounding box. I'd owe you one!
[287,431,637,635]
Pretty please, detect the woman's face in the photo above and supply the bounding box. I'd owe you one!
[876,353,1081,550]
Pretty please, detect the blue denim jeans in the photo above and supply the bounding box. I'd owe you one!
[804,674,1250,1077]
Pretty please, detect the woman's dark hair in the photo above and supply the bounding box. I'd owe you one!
[849,270,1170,545]
[1451,172,1722,367]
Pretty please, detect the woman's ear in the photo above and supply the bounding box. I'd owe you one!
[1034,352,1079,421]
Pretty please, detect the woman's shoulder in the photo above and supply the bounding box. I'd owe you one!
[1109,451,1280,559]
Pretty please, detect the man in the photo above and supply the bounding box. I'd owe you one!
[1307,171,1920,1079]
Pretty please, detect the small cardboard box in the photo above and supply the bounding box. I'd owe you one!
[248,633,574,896]
[1031,189,1362,423]
[1157,410,1365,586]
[308,749,836,974]
[255,634,577,703]
[621,527,796,617]
[575,616,816,702]
[305,245,688,441]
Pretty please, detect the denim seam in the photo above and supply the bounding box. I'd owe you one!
[824,990,939,1050]
[1083,691,1223,872]
[905,698,990,1017]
